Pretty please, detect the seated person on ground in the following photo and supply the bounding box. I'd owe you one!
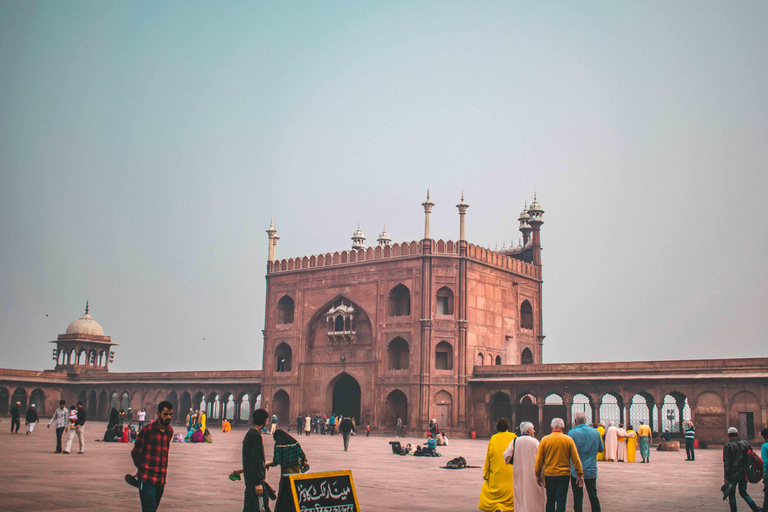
[190,428,205,443]
[222,419,231,433]
[389,440,407,455]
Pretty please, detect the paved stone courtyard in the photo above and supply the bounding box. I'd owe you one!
[0,422,759,511]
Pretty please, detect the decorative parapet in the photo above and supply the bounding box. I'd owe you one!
[269,240,540,279]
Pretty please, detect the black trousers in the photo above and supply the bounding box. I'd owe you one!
[727,479,758,512]
[545,475,570,512]
[685,438,695,460]
[243,484,271,512]
[571,476,601,512]
[762,479,767,512]
[55,427,65,452]
[11,418,20,433]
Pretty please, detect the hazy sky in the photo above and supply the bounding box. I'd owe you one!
[1,1,766,373]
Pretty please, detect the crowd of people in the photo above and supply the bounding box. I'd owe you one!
[478,415,768,512]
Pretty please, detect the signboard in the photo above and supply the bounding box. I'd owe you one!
[287,470,360,512]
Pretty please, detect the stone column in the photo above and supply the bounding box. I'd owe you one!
[564,400,572,430]
[456,195,469,430]
[538,402,544,432]
[422,190,434,240]
[623,404,629,427]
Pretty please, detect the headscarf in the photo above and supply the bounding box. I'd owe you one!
[272,429,305,469]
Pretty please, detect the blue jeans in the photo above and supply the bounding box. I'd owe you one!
[685,439,695,460]
[139,480,164,512]
[396,425,402,437]
[545,475,570,512]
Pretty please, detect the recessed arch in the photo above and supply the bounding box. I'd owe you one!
[571,393,593,425]
[436,286,454,315]
[521,347,534,365]
[388,284,411,317]
[384,389,408,427]
[277,295,295,324]
[520,300,533,329]
[0,386,8,415]
[495,355,502,365]
[435,390,453,429]
[29,389,46,415]
[329,373,361,424]
[275,342,292,372]
[435,341,453,370]
[491,392,511,428]
[477,352,484,366]
[387,337,409,370]
[273,389,290,424]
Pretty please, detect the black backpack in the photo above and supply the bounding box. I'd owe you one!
[744,443,764,484]
[446,456,467,469]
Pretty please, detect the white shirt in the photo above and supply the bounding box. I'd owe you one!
[137,410,146,421]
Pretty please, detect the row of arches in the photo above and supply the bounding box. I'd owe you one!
[0,387,46,415]
[488,388,763,439]
[56,348,109,367]
[274,338,457,373]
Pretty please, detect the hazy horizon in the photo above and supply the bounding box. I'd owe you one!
[1,1,766,373]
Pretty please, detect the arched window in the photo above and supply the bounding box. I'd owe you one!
[388,284,411,317]
[277,295,295,324]
[436,286,454,316]
[334,315,345,332]
[275,343,292,372]
[387,337,409,370]
[477,353,484,366]
[495,355,502,365]
[521,347,534,365]
[435,341,453,370]
[520,300,533,330]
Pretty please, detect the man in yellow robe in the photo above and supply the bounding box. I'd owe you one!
[596,422,606,461]
[479,418,516,512]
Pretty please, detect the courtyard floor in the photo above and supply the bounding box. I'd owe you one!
[0,422,760,511]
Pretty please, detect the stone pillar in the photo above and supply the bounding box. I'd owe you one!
[266,219,279,270]
[564,400,572,430]
[419,204,434,431]
[538,402,544,432]
[656,405,663,434]
[456,193,469,241]
[456,196,469,431]
[623,404,629,427]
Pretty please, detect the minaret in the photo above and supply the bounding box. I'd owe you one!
[527,194,544,266]
[456,192,469,241]
[351,223,366,249]
[519,202,531,246]
[422,189,434,240]
[266,218,279,263]
[377,225,391,247]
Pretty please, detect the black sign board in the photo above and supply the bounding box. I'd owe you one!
[286,470,360,512]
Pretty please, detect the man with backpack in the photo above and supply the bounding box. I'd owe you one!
[722,427,760,512]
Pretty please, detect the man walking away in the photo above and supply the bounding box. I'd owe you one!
[243,408,270,512]
[10,401,21,433]
[47,400,68,453]
[568,412,602,512]
[684,421,695,461]
[65,401,87,454]
[760,428,768,512]
[535,418,584,512]
[270,413,278,435]
[131,401,174,512]
[636,420,652,463]
[722,427,759,512]
[26,404,39,434]
[138,408,147,430]
[340,416,356,452]
[396,417,402,437]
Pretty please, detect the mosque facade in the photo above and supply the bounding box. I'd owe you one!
[0,192,766,443]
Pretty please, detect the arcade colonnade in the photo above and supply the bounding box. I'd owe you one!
[0,370,262,426]
[471,358,768,444]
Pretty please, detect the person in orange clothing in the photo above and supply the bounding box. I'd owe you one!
[535,418,584,512]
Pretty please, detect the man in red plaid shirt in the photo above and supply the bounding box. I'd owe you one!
[131,400,174,512]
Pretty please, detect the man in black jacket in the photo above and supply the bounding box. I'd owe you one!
[243,408,270,512]
[10,401,21,433]
[25,404,39,434]
[723,427,759,512]
[340,416,355,452]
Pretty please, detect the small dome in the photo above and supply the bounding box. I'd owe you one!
[528,194,543,215]
[66,302,104,336]
[377,225,391,244]
[518,202,530,222]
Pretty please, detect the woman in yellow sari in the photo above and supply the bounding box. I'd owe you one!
[596,422,606,461]
[478,418,516,512]
[625,425,637,463]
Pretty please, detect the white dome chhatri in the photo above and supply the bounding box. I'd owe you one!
[65,301,104,336]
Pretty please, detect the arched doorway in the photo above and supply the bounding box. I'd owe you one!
[273,390,290,425]
[30,389,46,416]
[331,373,361,424]
[384,390,408,427]
[87,391,97,418]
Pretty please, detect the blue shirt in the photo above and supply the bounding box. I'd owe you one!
[761,442,768,475]
[568,424,603,479]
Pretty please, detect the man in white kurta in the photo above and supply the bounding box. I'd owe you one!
[616,425,628,462]
[604,421,619,461]
[503,422,545,512]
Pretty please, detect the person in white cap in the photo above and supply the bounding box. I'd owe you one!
[25,404,39,434]
[722,426,760,512]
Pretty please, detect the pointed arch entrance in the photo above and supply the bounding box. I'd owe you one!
[331,373,361,424]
